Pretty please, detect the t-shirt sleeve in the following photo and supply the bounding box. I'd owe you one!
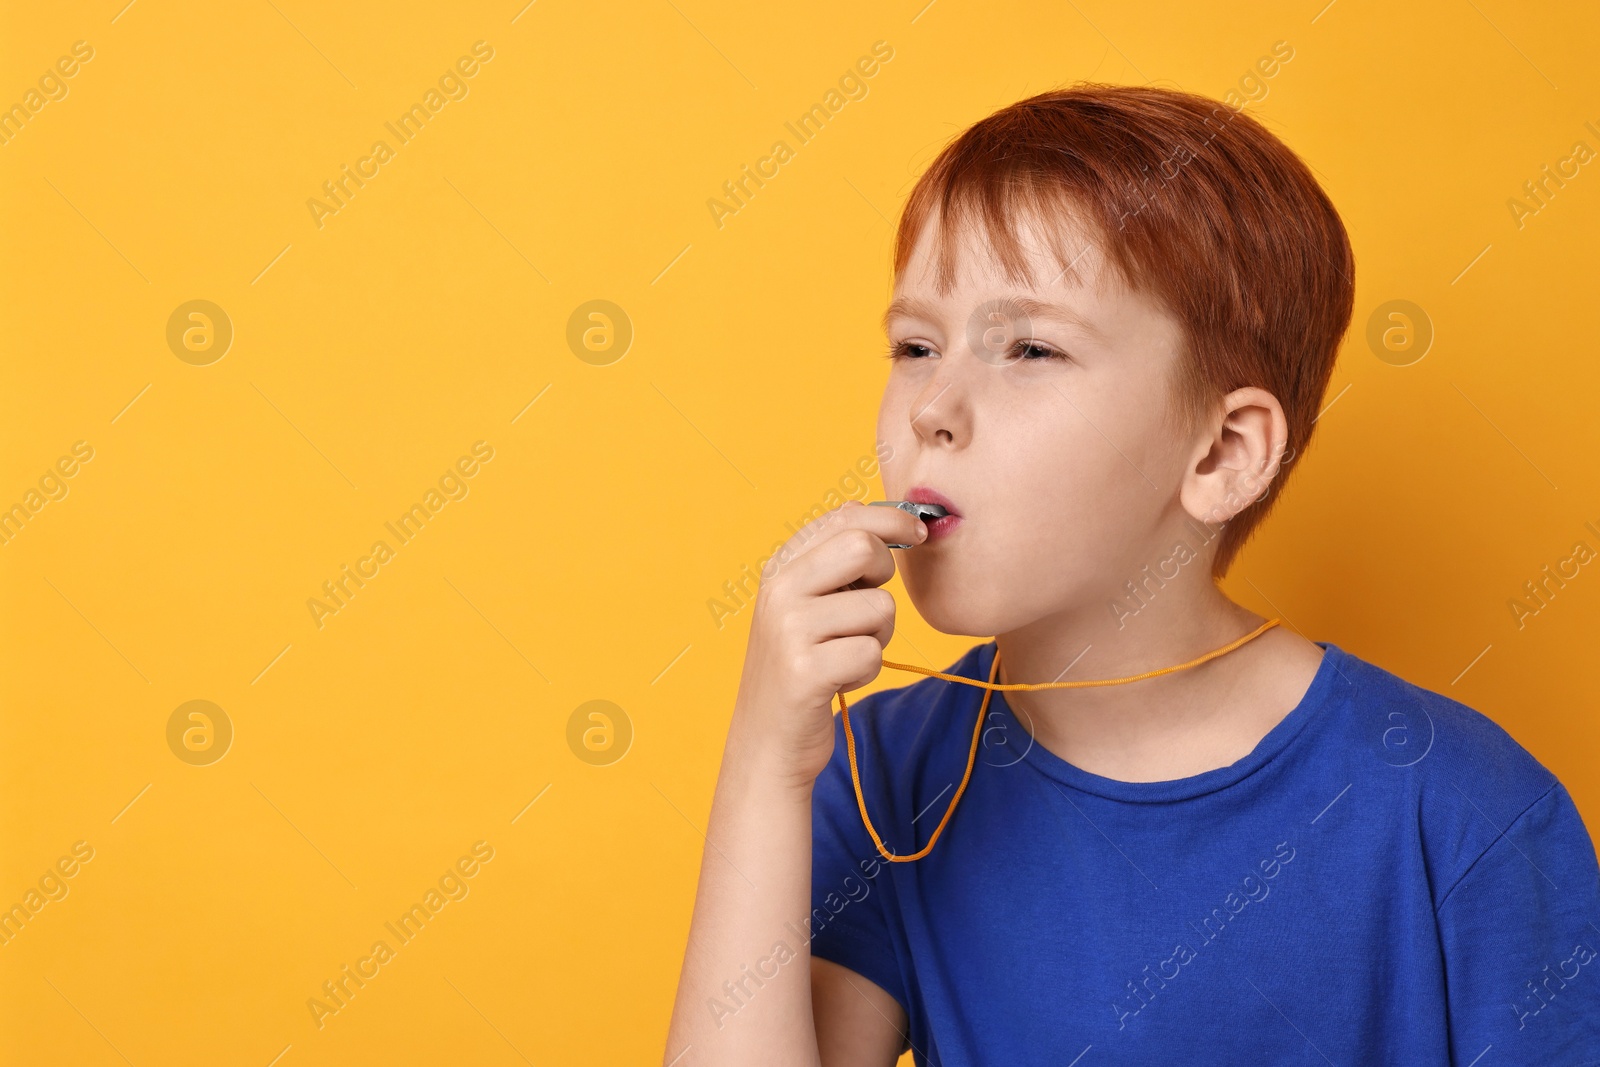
[808,706,909,1014]
[1436,780,1600,1063]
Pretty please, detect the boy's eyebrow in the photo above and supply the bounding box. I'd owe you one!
[881,296,940,332]
[883,294,1107,343]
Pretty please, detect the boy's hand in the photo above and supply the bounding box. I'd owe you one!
[729,500,928,790]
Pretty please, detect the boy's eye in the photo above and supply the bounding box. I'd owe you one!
[885,341,934,360]
[884,340,1070,362]
[1014,340,1065,361]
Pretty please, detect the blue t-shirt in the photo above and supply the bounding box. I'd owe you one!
[809,640,1600,1065]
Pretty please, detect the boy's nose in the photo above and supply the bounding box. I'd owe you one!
[908,372,971,447]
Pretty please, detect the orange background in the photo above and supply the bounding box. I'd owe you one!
[1,1,1597,1063]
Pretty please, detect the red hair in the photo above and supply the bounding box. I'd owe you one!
[891,82,1355,578]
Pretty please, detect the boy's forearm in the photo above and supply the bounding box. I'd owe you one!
[666,724,821,1067]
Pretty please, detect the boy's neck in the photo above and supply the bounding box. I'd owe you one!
[993,583,1326,784]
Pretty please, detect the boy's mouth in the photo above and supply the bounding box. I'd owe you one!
[905,485,963,541]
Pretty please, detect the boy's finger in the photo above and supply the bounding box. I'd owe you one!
[808,588,896,646]
[832,501,928,551]
[803,499,926,550]
[785,523,907,599]
[768,503,926,595]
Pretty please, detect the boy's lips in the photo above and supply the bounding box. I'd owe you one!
[905,486,962,542]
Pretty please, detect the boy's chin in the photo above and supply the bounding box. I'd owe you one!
[902,589,1010,640]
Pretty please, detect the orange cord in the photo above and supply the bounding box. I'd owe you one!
[837,617,1282,863]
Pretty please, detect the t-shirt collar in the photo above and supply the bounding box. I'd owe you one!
[979,639,1351,803]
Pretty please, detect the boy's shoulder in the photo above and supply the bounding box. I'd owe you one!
[1330,641,1558,803]
[844,640,1559,782]
[825,640,1585,915]
[825,642,993,828]
[834,642,990,754]
[834,640,1567,843]
[1327,643,1569,900]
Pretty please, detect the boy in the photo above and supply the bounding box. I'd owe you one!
[665,83,1600,1065]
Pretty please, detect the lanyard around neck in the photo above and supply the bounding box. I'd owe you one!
[836,618,1283,863]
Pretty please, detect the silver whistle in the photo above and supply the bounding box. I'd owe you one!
[869,500,950,548]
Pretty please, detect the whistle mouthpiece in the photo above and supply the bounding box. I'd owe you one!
[868,500,949,548]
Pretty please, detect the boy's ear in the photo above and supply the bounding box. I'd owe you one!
[1179,385,1290,528]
